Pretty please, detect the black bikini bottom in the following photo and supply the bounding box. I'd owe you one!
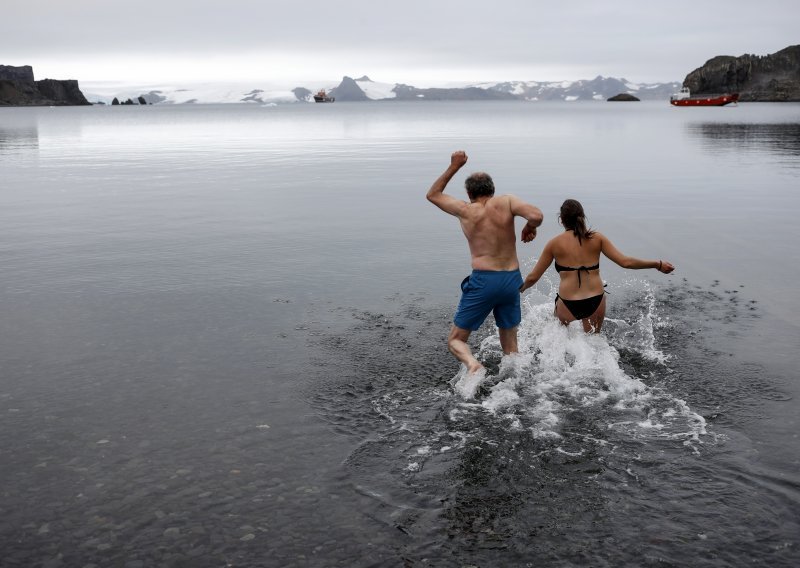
[556,293,605,320]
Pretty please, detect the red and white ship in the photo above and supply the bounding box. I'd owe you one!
[670,87,739,106]
[313,89,335,103]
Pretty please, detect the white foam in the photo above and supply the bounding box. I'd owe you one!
[604,280,669,365]
[451,366,487,400]
[461,279,707,449]
[556,447,585,457]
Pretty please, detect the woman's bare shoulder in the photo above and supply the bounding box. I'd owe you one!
[546,232,569,252]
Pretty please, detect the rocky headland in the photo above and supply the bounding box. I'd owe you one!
[0,65,90,106]
[682,45,800,101]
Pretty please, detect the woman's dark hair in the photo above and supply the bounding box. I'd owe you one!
[560,199,595,244]
[464,172,495,200]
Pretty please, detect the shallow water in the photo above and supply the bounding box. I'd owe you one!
[1,101,799,566]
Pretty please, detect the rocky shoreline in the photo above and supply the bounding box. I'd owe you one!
[0,65,90,106]
[682,45,800,101]
[3,45,798,106]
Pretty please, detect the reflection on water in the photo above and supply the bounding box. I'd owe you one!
[0,125,39,151]
[689,122,800,161]
[2,103,799,567]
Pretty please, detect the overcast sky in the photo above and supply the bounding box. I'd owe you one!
[3,0,798,87]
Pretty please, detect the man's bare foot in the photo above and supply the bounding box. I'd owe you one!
[452,365,488,400]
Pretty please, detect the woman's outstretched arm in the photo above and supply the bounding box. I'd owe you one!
[520,241,555,292]
[599,233,675,273]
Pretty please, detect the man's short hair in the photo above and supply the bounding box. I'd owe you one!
[465,172,495,200]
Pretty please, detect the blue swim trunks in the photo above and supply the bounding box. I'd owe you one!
[453,269,524,331]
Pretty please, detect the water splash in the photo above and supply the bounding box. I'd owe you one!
[450,366,487,400]
[459,281,709,452]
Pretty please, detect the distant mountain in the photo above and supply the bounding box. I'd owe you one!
[0,65,90,106]
[329,76,370,101]
[83,75,680,106]
[682,45,800,101]
[470,76,679,101]
[15,46,800,106]
[83,83,303,105]
[299,75,679,103]
[392,84,517,101]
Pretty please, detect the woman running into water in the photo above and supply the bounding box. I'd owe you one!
[520,199,675,332]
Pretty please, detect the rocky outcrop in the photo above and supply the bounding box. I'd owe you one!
[140,91,168,104]
[0,65,34,82]
[329,76,369,101]
[682,45,800,101]
[36,79,89,104]
[292,87,312,101]
[240,89,265,103]
[112,97,138,105]
[0,65,90,106]
[607,93,640,101]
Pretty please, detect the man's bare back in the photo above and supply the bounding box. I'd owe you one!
[427,152,542,267]
[459,195,528,271]
[426,151,543,383]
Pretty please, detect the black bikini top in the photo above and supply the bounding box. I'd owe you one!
[554,262,599,287]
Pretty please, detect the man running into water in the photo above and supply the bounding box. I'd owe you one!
[427,151,543,375]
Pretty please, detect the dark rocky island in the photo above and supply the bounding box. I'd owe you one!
[607,93,640,101]
[682,45,800,101]
[0,65,90,106]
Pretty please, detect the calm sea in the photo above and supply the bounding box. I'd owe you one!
[1,101,799,567]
